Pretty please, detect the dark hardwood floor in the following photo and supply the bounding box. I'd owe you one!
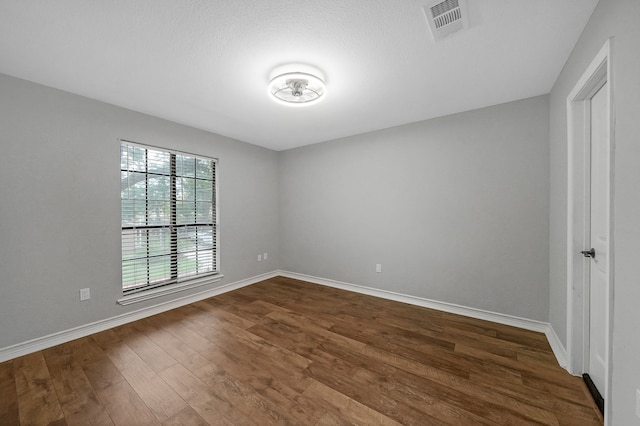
[0,276,602,425]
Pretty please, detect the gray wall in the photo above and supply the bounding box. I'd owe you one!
[549,0,640,423]
[0,73,280,349]
[280,96,550,321]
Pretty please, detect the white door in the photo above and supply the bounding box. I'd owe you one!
[587,81,609,395]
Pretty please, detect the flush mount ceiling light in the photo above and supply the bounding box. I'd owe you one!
[268,72,326,106]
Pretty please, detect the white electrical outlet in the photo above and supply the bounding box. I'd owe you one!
[636,389,640,419]
[376,264,382,273]
[258,254,262,262]
[264,252,268,260]
[79,288,91,301]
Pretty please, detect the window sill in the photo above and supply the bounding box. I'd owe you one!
[117,273,224,306]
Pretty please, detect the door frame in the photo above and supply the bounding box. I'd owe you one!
[566,38,614,424]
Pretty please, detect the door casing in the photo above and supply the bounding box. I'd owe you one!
[566,38,614,425]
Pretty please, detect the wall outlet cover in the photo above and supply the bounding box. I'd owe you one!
[80,288,90,301]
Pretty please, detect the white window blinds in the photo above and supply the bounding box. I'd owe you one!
[120,141,218,293]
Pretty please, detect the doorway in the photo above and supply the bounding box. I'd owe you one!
[566,39,613,424]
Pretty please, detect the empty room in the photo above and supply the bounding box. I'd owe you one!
[1,0,639,425]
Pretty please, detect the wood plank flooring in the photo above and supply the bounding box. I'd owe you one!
[0,276,602,425]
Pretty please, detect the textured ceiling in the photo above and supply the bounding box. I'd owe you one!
[0,0,598,151]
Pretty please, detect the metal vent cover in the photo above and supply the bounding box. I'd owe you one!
[424,0,468,41]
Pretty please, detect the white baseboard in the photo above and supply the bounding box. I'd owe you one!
[0,271,279,363]
[1,269,570,372]
[279,271,548,331]
[278,270,569,368]
[543,323,568,368]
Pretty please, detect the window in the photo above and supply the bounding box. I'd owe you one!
[119,141,219,302]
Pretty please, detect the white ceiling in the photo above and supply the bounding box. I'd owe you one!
[0,0,598,151]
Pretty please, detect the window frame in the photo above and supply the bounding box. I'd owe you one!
[118,140,222,305]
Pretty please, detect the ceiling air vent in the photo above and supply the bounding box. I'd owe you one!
[424,0,468,41]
